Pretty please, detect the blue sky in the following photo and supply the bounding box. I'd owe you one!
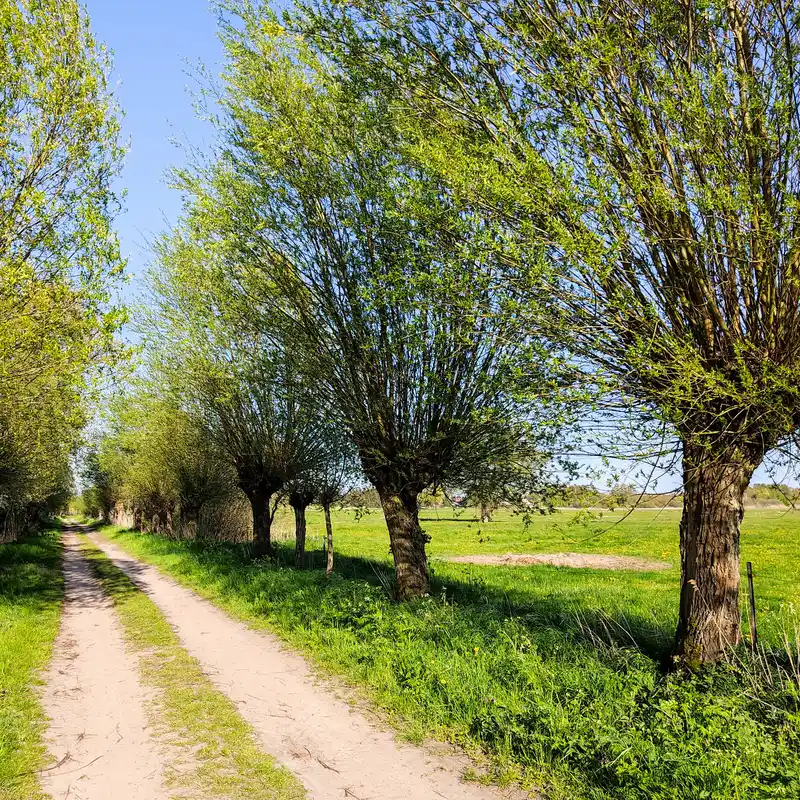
[84,0,224,300]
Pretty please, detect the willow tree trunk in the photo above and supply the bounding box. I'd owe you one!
[378,487,430,600]
[673,442,760,666]
[290,491,314,568]
[324,503,334,575]
[293,504,307,568]
[247,491,273,558]
[480,503,493,523]
[180,506,200,540]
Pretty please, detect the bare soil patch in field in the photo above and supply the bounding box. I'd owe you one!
[445,552,671,571]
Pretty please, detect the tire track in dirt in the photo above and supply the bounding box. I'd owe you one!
[39,528,172,800]
[88,529,531,800]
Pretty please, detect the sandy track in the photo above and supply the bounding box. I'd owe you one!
[88,530,530,800]
[39,529,171,800]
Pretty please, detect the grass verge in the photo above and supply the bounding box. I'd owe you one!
[78,533,305,800]
[93,520,800,800]
[0,526,63,800]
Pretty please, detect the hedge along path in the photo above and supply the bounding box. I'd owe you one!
[86,528,531,800]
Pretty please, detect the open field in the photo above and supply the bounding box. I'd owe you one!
[268,506,799,647]
[95,507,800,800]
[0,527,63,800]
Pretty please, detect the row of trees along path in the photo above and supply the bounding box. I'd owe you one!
[85,0,800,670]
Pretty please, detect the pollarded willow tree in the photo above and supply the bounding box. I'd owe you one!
[144,227,331,556]
[95,389,238,536]
[181,1,562,598]
[296,0,800,661]
[0,0,125,536]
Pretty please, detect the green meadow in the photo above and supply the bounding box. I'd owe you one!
[95,507,800,800]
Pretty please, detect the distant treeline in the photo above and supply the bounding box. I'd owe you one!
[347,483,800,512]
[556,484,800,510]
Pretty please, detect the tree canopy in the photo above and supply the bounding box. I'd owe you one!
[159,1,564,597]
[286,0,800,662]
[0,0,125,538]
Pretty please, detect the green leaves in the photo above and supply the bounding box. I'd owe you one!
[0,0,125,532]
[293,0,800,460]
[185,1,563,500]
[93,388,239,532]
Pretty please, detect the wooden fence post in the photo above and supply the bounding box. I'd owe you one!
[747,561,757,648]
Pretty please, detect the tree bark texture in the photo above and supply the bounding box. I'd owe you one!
[247,490,273,558]
[292,503,307,568]
[378,486,430,600]
[290,490,314,568]
[673,441,760,666]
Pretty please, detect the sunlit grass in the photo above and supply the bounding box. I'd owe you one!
[276,505,800,646]
[95,508,800,799]
[0,527,63,800]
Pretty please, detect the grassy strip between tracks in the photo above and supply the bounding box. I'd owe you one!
[79,532,306,800]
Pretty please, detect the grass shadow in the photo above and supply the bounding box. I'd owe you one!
[0,529,63,612]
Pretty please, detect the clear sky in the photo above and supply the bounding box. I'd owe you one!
[84,0,224,300]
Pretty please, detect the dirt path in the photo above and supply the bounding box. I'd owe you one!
[39,528,172,800]
[87,530,529,800]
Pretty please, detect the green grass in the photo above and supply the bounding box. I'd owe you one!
[0,527,63,800]
[79,533,305,800]
[94,508,800,800]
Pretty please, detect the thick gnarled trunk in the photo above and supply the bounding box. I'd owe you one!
[673,442,760,666]
[377,486,430,600]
